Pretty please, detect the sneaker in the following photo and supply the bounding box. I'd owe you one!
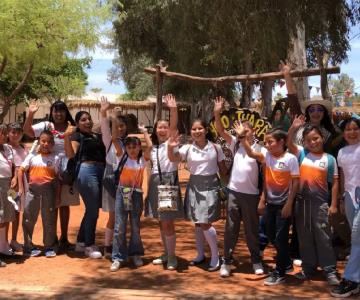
[10,240,23,252]
[331,279,360,298]
[285,264,294,273]
[110,260,122,272]
[0,260,6,267]
[293,259,302,267]
[75,242,85,252]
[327,273,340,286]
[295,271,311,280]
[219,264,231,277]
[208,259,220,272]
[189,256,206,266]
[85,245,102,259]
[132,255,143,267]
[45,248,57,258]
[253,263,264,275]
[264,271,285,286]
[167,255,178,271]
[152,253,167,265]
[30,248,42,257]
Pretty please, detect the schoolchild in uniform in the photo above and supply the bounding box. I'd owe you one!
[144,94,184,271]
[168,119,227,272]
[213,97,264,277]
[110,134,147,272]
[237,122,299,285]
[288,116,340,286]
[99,97,128,258]
[18,130,59,258]
[23,100,79,250]
[331,117,360,297]
[7,122,28,252]
[0,124,16,261]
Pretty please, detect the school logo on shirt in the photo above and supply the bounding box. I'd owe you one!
[319,162,326,168]
[278,162,285,169]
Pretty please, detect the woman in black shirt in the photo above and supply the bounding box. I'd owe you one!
[64,111,106,259]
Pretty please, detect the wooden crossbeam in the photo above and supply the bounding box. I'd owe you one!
[144,66,340,84]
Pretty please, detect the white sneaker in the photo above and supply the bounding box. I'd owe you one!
[152,254,167,265]
[132,255,143,267]
[85,245,102,259]
[75,242,85,252]
[110,260,122,272]
[253,263,264,275]
[220,264,231,277]
[293,259,302,267]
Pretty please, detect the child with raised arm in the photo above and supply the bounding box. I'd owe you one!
[110,124,150,272]
[213,97,264,277]
[144,94,184,271]
[99,96,128,258]
[288,116,340,286]
[235,121,299,286]
[168,120,227,272]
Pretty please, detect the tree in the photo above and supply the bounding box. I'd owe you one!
[112,0,360,118]
[0,0,109,122]
[329,73,355,97]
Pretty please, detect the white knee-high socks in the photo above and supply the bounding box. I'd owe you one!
[194,226,205,261]
[203,226,219,267]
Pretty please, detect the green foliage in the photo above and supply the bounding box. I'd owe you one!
[0,0,110,120]
[112,0,359,103]
[329,73,356,95]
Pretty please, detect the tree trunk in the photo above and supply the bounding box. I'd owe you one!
[261,80,273,118]
[240,81,253,108]
[0,63,34,123]
[0,56,7,76]
[154,64,163,123]
[287,22,309,103]
[315,50,331,99]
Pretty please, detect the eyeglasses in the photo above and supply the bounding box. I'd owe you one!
[308,106,324,113]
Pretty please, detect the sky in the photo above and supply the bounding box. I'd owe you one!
[84,30,360,98]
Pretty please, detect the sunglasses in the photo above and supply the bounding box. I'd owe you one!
[308,106,324,113]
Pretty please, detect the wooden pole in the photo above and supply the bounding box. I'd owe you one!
[144,66,340,84]
[154,60,165,123]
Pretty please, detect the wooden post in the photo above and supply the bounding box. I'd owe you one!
[154,60,165,123]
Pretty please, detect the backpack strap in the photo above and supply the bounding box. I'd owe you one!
[298,148,310,165]
[114,153,128,185]
[326,154,335,185]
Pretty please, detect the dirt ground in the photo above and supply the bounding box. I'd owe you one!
[0,167,350,299]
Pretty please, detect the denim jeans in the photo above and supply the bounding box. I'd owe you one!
[265,203,292,276]
[112,188,144,261]
[76,163,104,247]
[344,192,360,283]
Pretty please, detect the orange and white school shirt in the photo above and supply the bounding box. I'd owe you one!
[296,146,338,199]
[20,153,59,185]
[264,150,300,205]
[118,156,146,191]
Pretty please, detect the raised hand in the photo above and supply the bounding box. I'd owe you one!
[279,60,292,75]
[168,131,180,148]
[164,94,177,109]
[232,120,246,137]
[64,121,77,137]
[291,115,305,130]
[138,123,147,134]
[100,96,111,113]
[28,100,39,115]
[214,96,225,114]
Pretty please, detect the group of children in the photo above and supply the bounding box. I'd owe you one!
[0,69,359,298]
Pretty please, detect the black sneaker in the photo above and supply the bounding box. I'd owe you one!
[285,264,294,273]
[331,279,359,298]
[264,271,285,286]
[295,271,311,280]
